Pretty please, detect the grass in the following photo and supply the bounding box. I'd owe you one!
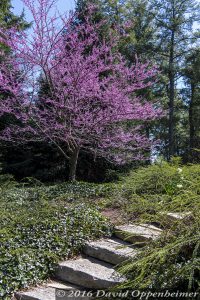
[0,159,200,298]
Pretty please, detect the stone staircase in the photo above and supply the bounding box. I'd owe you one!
[15,212,189,300]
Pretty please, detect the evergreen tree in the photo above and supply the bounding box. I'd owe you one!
[75,0,104,23]
[182,48,200,161]
[120,0,156,61]
[0,0,30,173]
[0,0,30,29]
[150,0,200,159]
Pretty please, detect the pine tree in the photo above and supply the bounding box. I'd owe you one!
[0,0,30,29]
[182,48,200,161]
[120,0,156,61]
[0,0,30,172]
[150,0,200,159]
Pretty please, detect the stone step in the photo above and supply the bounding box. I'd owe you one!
[15,280,87,300]
[114,224,163,246]
[83,238,139,265]
[14,222,166,299]
[54,256,125,289]
[162,212,192,222]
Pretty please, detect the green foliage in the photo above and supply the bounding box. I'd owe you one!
[182,47,200,161]
[1,181,113,204]
[0,185,111,299]
[121,0,156,60]
[1,161,200,297]
[0,173,15,189]
[0,0,30,29]
[107,161,200,293]
[0,0,30,58]
[119,159,199,197]
[118,221,200,292]
[0,162,16,191]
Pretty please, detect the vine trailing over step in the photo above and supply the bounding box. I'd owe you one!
[118,220,200,293]
[0,0,163,181]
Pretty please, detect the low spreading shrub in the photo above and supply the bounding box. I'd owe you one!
[0,194,111,299]
[118,218,200,293]
[112,161,200,293]
[1,180,113,204]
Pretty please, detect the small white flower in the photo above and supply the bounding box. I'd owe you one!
[177,168,183,173]
[177,184,183,188]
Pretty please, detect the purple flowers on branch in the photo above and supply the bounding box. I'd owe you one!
[0,0,162,181]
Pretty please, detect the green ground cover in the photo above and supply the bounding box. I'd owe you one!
[0,178,112,299]
[0,159,200,298]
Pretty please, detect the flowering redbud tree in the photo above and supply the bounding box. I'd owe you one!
[0,0,162,181]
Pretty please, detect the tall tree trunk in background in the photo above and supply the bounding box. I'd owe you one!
[183,48,200,162]
[189,82,195,150]
[69,148,79,182]
[168,27,175,159]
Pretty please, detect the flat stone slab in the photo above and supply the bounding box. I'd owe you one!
[114,224,163,246]
[164,212,192,222]
[55,257,125,289]
[47,280,80,290]
[15,281,89,300]
[83,238,139,265]
[15,285,55,300]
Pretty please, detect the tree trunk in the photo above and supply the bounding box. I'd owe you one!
[69,148,79,182]
[168,28,175,160]
[189,82,195,150]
